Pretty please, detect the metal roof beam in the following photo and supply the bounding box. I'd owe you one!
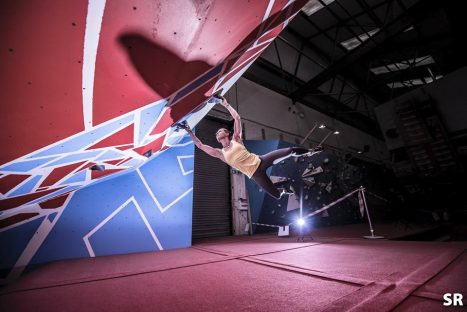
[244,58,384,139]
[290,0,440,99]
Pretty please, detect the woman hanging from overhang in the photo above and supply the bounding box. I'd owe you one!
[179,95,323,199]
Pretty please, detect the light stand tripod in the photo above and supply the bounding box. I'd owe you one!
[359,186,384,239]
[289,186,384,239]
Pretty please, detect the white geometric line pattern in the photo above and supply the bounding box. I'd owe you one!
[136,168,193,214]
[177,155,194,176]
[0,0,306,285]
[1,192,75,284]
[0,0,302,227]
[82,0,107,130]
[83,196,163,257]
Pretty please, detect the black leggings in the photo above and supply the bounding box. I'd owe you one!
[251,147,309,199]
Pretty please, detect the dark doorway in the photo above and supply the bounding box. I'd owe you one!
[192,116,232,240]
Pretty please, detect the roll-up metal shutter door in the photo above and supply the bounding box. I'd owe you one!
[192,117,232,240]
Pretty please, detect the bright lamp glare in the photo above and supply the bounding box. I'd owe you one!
[319,124,326,129]
[297,218,305,226]
[333,131,340,135]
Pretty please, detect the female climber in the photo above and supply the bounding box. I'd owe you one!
[179,95,323,199]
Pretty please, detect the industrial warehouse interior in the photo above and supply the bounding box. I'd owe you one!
[1,0,466,311]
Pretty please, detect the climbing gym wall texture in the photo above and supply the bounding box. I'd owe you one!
[0,0,309,282]
[244,140,380,234]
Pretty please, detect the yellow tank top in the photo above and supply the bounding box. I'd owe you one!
[221,140,261,178]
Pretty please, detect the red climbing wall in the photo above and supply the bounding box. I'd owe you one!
[0,0,308,210]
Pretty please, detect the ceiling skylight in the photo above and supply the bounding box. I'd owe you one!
[370,55,435,75]
[387,75,443,88]
[302,0,335,16]
[340,28,380,50]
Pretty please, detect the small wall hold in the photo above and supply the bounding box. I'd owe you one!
[143,150,152,158]
[90,164,105,171]
[325,181,332,193]
[302,166,323,177]
[270,176,289,184]
[303,177,315,187]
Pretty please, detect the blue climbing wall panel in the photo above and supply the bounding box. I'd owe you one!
[244,140,364,234]
[0,136,194,280]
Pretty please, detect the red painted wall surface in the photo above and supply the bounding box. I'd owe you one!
[0,0,307,212]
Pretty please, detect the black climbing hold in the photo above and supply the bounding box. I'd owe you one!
[90,164,105,171]
[143,150,153,158]
[174,120,188,132]
[71,22,76,26]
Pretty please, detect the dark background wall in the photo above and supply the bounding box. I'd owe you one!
[375,67,467,227]
[244,140,393,234]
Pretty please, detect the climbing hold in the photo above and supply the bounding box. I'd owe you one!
[143,150,152,158]
[90,164,105,171]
